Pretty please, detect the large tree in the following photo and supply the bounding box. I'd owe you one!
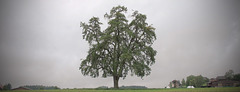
[186,75,208,88]
[79,6,156,88]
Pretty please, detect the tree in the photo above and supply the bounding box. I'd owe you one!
[186,75,194,86]
[169,82,173,88]
[3,83,11,90]
[186,75,207,88]
[79,6,156,89]
[181,78,186,87]
[225,70,234,80]
[195,75,204,87]
[202,77,209,86]
[54,86,60,89]
[233,73,240,81]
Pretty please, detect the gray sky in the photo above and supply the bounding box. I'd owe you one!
[0,0,240,89]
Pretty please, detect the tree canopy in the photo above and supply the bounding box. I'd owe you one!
[186,75,209,88]
[225,70,234,80]
[79,6,156,88]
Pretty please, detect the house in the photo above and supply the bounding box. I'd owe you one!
[208,76,240,87]
[216,76,226,81]
[169,80,181,88]
[12,86,31,90]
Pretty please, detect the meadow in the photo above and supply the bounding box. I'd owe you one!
[2,87,240,92]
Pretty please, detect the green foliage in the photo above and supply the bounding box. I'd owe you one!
[186,75,208,88]
[181,78,186,87]
[224,70,240,81]
[119,86,148,89]
[225,70,234,80]
[169,82,172,88]
[23,85,60,90]
[3,83,11,90]
[80,6,156,88]
[96,86,108,90]
[233,73,240,81]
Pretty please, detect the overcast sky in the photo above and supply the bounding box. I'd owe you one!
[0,0,240,89]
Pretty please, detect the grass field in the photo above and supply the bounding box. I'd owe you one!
[2,87,240,92]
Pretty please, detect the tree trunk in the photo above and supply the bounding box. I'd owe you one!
[113,76,119,89]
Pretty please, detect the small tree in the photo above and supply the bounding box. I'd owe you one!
[80,6,157,89]
[169,82,173,88]
[181,78,186,87]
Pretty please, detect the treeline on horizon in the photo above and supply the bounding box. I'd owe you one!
[0,84,60,90]
[22,85,60,90]
[2,70,239,90]
[0,83,11,90]
[172,70,240,88]
[95,85,148,90]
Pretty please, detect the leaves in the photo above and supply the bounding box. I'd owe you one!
[79,6,156,80]
[80,17,102,45]
[186,75,208,87]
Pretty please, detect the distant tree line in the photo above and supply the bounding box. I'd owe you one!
[172,70,240,88]
[0,83,12,90]
[224,70,240,81]
[119,85,147,89]
[23,85,60,90]
[96,85,147,90]
[168,75,208,88]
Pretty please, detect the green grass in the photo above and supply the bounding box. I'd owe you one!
[2,87,240,92]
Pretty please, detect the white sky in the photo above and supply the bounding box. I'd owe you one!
[0,0,240,89]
